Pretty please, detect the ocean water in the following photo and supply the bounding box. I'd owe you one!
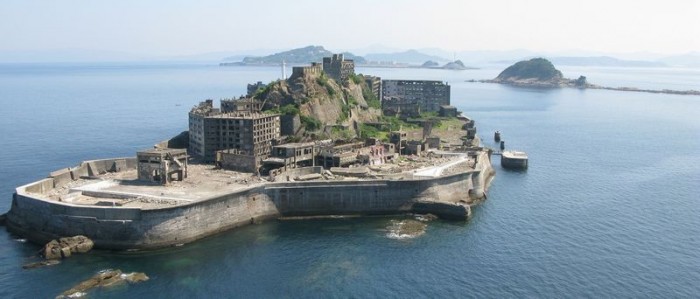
[0,63,698,298]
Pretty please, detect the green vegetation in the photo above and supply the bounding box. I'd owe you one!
[359,123,388,141]
[316,73,328,86]
[349,73,363,84]
[331,127,355,140]
[300,115,322,131]
[347,95,358,107]
[361,84,381,109]
[381,116,418,131]
[338,104,350,123]
[266,103,300,116]
[496,58,563,81]
[316,73,336,96]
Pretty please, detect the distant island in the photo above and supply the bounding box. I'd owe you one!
[220,45,366,66]
[478,58,700,96]
[220,45,477,70]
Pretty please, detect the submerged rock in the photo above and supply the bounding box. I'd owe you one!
[42,235,94,260]
[386,219,427,239]
[56,269,149,298]
[22,259,61,269]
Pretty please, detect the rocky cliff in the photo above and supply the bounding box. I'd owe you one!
[254,71,381,137]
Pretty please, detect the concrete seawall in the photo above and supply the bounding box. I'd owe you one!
[6,154,494,250]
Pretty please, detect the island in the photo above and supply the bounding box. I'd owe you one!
[478,57,700,96]
[220,45,366,66]
[220,45,478,70]
[4,53,495,250]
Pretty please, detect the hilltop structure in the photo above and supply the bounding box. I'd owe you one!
[322,54,355,83]
[381,80,450,115]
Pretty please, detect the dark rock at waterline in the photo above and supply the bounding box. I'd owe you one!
[415,213,439,222]
[42,235,94,260]
[0,213,6,226]
[22,259,61,269]
[56,269,149,298]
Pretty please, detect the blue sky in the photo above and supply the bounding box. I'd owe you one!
[1,0,699,56]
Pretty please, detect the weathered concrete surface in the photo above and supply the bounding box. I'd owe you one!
[6,154,494,250]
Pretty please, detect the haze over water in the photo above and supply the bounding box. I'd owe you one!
[0,63,698,298]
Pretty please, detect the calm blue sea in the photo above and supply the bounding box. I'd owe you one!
[0,62,698,298]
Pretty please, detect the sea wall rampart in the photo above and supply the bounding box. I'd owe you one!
[6,155,492,250]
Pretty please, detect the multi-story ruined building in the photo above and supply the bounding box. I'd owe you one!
[364,75,382,101]
[290,63,322,79]
[188,99,280,165]
[381,80,450,113]
[322,54,355,83]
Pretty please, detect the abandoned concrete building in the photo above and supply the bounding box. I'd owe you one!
[364,75,382,100]
[439,105,458,117]
[188,99,280,164]
[137,148,188,184]
[220,97,264,113]
[322,54,355,83]
[291,63,322,78]
[261,142,317,172]
[381,80,451,114]
[382,98,421,118]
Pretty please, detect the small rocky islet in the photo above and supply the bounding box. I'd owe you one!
[479,57,700,96]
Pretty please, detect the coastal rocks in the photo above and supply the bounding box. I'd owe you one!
[386,219,427,239]
[42,235,94,260]
[22,259,61,269]
[0,213,6,226]
[56,269,149,299]
[415,213,439,222]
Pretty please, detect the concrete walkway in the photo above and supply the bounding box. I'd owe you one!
[413,154,469,178]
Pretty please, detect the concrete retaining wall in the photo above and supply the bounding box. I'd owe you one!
[6,156,492,250]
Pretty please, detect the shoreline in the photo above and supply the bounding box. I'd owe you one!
[220,62,479,70]
[473,79,700,96]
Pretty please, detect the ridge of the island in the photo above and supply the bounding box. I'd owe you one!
[478,57,700,96]
[4,53,495,250]
[220,45,478,70]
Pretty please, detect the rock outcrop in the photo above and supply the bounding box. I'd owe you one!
[22,259,61,269]
[255,70,381,137]
[42,235,94,260]
[484,57,582,88]
[56,269,149,298]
